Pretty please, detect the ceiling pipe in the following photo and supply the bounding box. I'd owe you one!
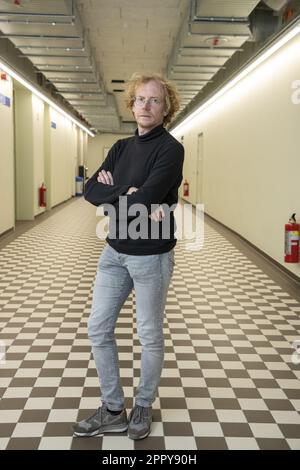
[192,16,250,24]
[0,12,75,18]
[18,54,89,58]
[178,46,244,51]
[172,64,226,69]
[0,19,75,25]
[0,34,83,39]
[187,29,250,37]
[18,45,85,50]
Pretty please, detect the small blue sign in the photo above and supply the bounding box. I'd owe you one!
[51,121,57,129]
[0,93,11,107]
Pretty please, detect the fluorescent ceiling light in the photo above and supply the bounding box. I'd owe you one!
[0,59,95,137]
[171,22,300,135]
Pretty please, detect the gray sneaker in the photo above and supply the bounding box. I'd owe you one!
[72,405,128,437]
[127,405,152,440]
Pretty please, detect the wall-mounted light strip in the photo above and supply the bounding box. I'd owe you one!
[171,21,300,135]
[0,58,95,137]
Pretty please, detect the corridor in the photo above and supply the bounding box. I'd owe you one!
[0,198,299,450]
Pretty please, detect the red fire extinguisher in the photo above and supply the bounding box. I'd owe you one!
[39,183,47,207]
[285,213,299,263]
[183,179,189,197]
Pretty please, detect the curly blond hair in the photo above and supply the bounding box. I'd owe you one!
[125,73,180,126]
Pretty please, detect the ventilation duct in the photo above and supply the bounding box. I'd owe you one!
[262,0,289,11]
[167,0,261,113]
[0,0,131,133]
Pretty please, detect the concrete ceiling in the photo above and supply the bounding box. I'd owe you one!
[0,0,294,134]
[76,0,189,131]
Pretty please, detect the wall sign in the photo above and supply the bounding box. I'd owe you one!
[0,93,11,107]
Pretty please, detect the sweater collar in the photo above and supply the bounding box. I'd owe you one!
[134,124,165,143]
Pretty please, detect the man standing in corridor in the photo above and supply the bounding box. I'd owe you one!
[72,73,184,440]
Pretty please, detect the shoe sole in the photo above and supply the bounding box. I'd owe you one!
[73,424,128,437]
[127,429,151,440]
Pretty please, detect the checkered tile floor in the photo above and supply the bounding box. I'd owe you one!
[0,197,300,450]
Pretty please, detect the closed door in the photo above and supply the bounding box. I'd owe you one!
[196,133,204,203]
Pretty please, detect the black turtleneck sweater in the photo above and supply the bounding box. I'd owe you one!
[84,124,184,255]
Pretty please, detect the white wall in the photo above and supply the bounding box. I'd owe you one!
[49,108,76,208]
[44,104,52,209]
[82,131,88,167]
[15,92,45,219]
[71,123,77,196]
[0,73,14,234]
[7,83,86,223]
[172,32,300,278]
[32,95,45,216]
[86,133,131,178]
[15,88,34,220]
[77,127,84,167]
[44,105,86,210]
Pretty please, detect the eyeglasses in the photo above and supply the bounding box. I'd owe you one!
[134,96,162,107]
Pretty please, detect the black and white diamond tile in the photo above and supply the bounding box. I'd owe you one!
[0,198,299,450]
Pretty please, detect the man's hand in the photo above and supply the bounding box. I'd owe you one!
[149,205,165,222]
[126,187,138,195]
[97,170,114,185]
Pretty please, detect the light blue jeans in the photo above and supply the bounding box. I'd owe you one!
[88,244,175,410]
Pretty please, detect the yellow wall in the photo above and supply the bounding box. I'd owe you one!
[49,108,76,208]
[0,73,14,234]
[14,88,34,220]
[172,33,300,278]
[86,133,132,178]
[32,95,45,216]
[15,92,46,219]
[1,79,89,228]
